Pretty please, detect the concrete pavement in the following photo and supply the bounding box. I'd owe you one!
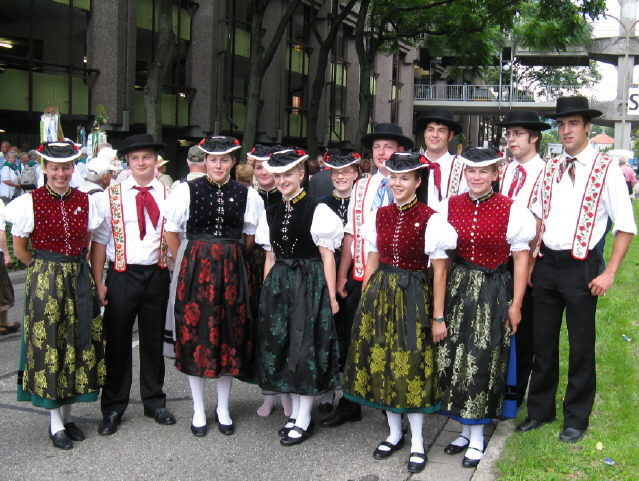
[0,271,509,481]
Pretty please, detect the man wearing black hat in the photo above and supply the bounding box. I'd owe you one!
[494,110,550,408]
[517,96,636,442]
[91,134,176,435]
[415,108,468,208]
[326,123,413,428]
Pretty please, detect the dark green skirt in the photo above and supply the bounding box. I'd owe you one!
[343,265,440,413]
[257,258,339,395]
[17,257,105,408]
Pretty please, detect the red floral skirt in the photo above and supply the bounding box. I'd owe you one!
[174,238,254,378]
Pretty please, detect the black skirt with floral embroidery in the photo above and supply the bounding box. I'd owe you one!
[174,238,254,378]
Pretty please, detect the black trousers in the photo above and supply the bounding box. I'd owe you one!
[101,263,170,417]
[527,248,599,430]
[515,285,534,407]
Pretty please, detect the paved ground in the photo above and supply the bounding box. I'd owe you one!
[0,271,508,481]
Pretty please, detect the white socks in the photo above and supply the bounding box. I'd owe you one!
[216,376,233,425]
[189,375,206,427]
[465,425,485,460]
[407,413,425,456]
[451,423,471,447]
[288,395,314,439]
[377,412,403,451]
[49,408,64,435]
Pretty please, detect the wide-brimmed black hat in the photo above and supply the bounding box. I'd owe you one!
[263,147,309,173]
[494,110,551,131]
[247,144,284,161]
[198,136,242,155]
[361,123,414,150]
[324,152,361,169]
[117,134,164,157]
[36,140,81,163]
[462,147,501,167]
[385,152,429,174]
[546,96,603,120]
[415,107,463,135]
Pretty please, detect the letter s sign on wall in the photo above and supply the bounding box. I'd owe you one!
[627,88,639,115]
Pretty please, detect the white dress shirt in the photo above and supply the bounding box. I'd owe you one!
[531,144,637,250]
[92,176,169,265]
[499,154,545,209]
[424,151,469,208]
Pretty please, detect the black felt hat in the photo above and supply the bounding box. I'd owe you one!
[462,147,501,167]
[385,152,429,173]
[263,147,309,173]
[361,123,414,150]
[117,134,164,157]
[247,144,284,161]
[198,136,242,155]
[323,152,361,169]
[415,107,463,135]
[494,110,551,131]
[546,96,603,120]
[36,140,82,162]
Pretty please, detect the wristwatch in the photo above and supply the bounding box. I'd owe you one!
[432,316,445,323]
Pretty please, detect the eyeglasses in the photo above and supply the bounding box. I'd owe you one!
[504,130,529,139]
[330,170,357,177]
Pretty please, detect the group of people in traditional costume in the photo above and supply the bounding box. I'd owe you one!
[3,95,635,475]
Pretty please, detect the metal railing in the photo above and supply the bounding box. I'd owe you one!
[414,84,585,103]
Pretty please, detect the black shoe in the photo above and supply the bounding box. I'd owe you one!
[63,422,86,441]
[318,392,335,414]
[49,429,73,450]
[444,435,469,455]
[214,412,235,436]
[373,436,405,460]
[97,412,121,436]
[278,418,296,437]
[407,451,427,473]
[462,446,484,468]
[279,421,315,447]
[515,417,554,432]
[144,407,176,425]
[559,427,585,443]
[319,408,362,428]
[190,423,208,437]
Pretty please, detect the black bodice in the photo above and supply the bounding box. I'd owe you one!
[186,177,248,239]
[266,190,320,259]
[257,186,282,209]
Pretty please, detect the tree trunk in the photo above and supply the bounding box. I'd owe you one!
[143,0,176,144]
[353,0,374,153]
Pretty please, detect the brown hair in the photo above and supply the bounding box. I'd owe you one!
[235,164,254,186]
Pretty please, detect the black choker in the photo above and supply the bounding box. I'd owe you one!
[396,197,418,212]
[284,189,306,205]
[469,189,494,203]
[46,184,72,200]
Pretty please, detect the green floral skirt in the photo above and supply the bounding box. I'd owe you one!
[343,265,440,413]
[17,258,105,408]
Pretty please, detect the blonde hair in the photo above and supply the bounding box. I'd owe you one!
[235,164,254,186]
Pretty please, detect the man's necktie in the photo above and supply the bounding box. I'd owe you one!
[557,157,577,185]
[425,160,442,201]
[374,178,393,208]
[507,165,527,198]
[133,186,160,240]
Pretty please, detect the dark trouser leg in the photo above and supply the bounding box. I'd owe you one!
[101,267,140,417]
[515,285,534,406]
[137,266,170,410]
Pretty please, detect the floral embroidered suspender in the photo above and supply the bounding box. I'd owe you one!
[352,176,373,281]
[447,155,464,197]
[108,183,168,272]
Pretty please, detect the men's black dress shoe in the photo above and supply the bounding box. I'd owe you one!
[319,408,362,427]
[278,418,296,437]
[318,401,333,415]
[63,422,86,441]
[444,435,469,455]
[462,447,484,468]
[407,452,427,473]
[144,407,176,425]
[98,412,121,436]
[559,427,585,443]
[190,423,208,437]
[49,429,73,450]
[214,412,235,436]
[515,417,554,432]
[373,435,405,460]
[279,421,315,447]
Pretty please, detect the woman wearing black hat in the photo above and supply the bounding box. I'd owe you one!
[255,148,343,446]
[435,148,535,467]
[342,152,457,473]
[6,141,105,450]
[163,136,264,437]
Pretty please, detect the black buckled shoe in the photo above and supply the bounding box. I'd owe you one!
[190,423,208,437]
[279,420,315,447]
[407,452,427,473]
[559,427,585,443]
[63,422,86,441]
[278,418,296,437]
[515,417,555,432]
[97,412,121,436]
[49,429,73,450]
[462,445,485,468]
[214,412,235,436]
[144,407,176,425]
[444,435,469,455]
[373,435,405,460]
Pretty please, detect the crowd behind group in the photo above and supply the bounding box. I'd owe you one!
[0,95,636,476]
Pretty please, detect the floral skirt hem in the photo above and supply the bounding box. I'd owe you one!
[438,411,494,425]
[344,392,441,414]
